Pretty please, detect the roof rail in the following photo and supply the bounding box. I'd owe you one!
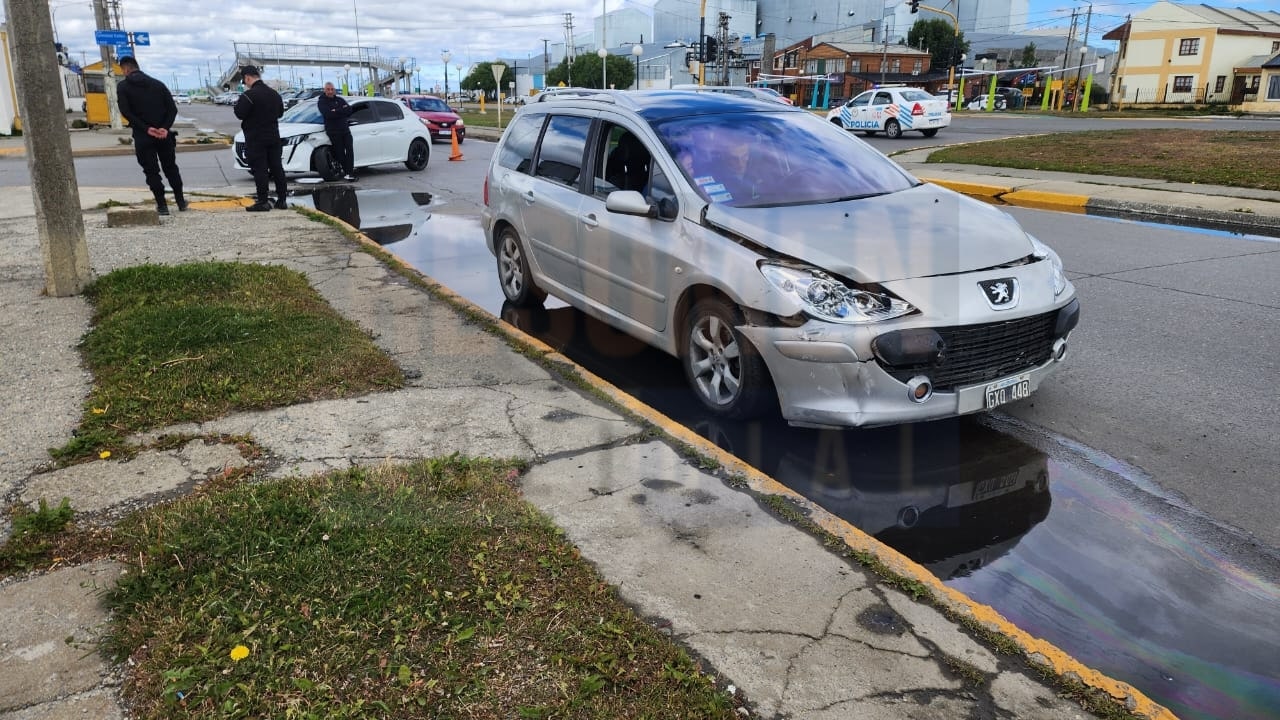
[532,87,641,109]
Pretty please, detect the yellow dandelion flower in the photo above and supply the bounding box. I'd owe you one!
[99,451,111,460]
[91,407,106,415]
[230,645,250,661]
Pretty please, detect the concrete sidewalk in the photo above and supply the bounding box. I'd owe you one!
[0,191,1175,719]
[0,121,229,159]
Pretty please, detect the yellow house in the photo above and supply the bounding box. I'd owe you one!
[1103,0,1280,107]
[82,59,126,125]
[1238,53,1280,113]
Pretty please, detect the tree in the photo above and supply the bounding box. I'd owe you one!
[545,53,635,90]
[459,61,514,98]
[1019,43,1038,69]
[907,17,968,71]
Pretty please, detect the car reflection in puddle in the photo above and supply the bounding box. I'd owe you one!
[499,301,1051,580]
[289,186,436,246]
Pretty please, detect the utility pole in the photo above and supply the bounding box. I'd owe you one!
[564,13,575,86]
[3,0,94,296]
[1076,3,1092,111]
[697,0,707,86]
[1061,8,1078,111]
[916,3,960,108]
[92,0,122,128]
[719,11,730,86]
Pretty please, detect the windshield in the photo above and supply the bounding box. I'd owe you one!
[900,89,936,102]
[653,111,917,208]
[405,97,450,113]
[282,101,323,124]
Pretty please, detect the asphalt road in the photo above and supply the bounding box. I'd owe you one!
[3,104,1278,555]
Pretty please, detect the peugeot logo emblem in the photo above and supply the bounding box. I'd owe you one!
[978,278,1019,310]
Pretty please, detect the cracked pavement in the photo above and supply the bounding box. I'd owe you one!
[2,201,1099,718]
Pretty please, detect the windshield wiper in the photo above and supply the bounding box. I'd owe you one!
[824,191,891,204]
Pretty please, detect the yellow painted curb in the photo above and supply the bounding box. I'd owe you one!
[0,146,23,157]
[306,206,1178,720]
[189,197,254,210]
[1003,189,1090,213]
[920,177,1013,198]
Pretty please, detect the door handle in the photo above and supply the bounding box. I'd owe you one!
[579,213,599,228]
[521,190,535,204]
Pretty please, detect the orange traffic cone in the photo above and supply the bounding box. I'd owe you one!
[449,126,464,162]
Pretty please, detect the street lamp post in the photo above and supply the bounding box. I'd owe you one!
[442,50,452,101]
[631,44,643,89]
[456,64,463,99]
[597,47,607,89]
[343,63,351,94]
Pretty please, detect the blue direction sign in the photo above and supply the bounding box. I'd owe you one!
[132,32,150,46]
[95,29,128,46]
[114,44,133,58]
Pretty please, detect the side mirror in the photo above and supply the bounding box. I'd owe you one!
[605,190,656,218]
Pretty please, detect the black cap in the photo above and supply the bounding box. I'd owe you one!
[240,65,260,77]
[118,55,136,65]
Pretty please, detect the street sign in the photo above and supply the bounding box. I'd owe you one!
[115,44,132,58]
[132,32,150,46]
[95,29,128,46]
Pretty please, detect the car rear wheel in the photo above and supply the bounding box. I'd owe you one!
[405,138,429,171]
[830,117,844,128]
[921,128,939,138]
[683,297,773,419]
[312,147,342,181]
[496,227,546,307]
[884,119,903,139]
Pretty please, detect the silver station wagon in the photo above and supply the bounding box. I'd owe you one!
[482,89,1079,428]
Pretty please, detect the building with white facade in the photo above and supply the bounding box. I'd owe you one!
[1103,0,1280,105]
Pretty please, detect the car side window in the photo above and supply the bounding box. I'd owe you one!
[594,124,651,196]
[349,104,377,125]
[873,92,893,106]
[497,114,544,173]
[375,101,404,121]
[534,115,592,189]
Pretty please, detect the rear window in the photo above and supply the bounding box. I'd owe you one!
[655,111,916,208]
[900,89,935,102]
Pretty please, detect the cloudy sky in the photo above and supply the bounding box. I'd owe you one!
[4,0,1274,92]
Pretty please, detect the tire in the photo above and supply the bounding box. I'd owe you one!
[921,128,939,138]
[830,117,844,128]
[404,138,429,171]
[861,131,876,137]
[496,226,546,307]
[312,147,342,181]
[682,297,774,419]
[884,119,903,139]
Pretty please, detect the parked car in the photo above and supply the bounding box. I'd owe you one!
[286,88,324,109]
[967,87,1026,111]
[672,83,793,105]
[482,89,1077,428]
[214,92,240,105]
[173,93,192,104]
[398,94,465,143]
[826,85,951,138]
[231,96,432,181]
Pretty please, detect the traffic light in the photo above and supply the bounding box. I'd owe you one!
[909,0,920,13]
[704,35,719,62]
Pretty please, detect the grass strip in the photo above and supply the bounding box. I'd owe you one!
[926,129,1280,192]
[53,262,402,464]
[103,456,737,719]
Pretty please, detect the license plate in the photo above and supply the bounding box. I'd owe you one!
[984,373,1030,409]
[946,471,1025,507]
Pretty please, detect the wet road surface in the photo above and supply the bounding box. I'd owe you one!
[289,186,1280,720]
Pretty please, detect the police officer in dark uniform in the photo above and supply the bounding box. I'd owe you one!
[116,55,186,215]
[233,66,288,212]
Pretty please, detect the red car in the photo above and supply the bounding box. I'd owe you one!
[398,95,465,143]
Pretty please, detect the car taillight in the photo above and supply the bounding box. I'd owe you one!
[912,103,924,116]
[483,176,489,206]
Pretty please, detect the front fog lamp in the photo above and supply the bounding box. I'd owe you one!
[760,264,914,324]
[1030,235,1067,297]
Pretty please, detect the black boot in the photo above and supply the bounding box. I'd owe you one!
[156,201,170,216]
[175,192,189,212]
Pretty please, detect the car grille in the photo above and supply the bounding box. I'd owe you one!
[878,312,1057,391]
[234,141,246,164]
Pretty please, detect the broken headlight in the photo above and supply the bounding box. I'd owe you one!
[760,264,915,324]
[1029,235,1066,297]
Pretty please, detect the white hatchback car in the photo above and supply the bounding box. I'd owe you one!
[232,97,432,180]
[173,93,192,104]
[826,86,951,139]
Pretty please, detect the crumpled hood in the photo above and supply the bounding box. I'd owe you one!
[703,183,1034,284]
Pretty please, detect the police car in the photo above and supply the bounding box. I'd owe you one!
[825,85,951,139]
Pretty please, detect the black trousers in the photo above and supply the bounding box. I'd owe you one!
[133,134,182,203]
[329,129,354,175]
[245,140,288,204]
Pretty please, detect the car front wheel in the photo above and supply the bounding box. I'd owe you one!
[496,227,546,307]
[405,138,429,171]
[883,119,903,139]
[312,147,342,181]
[683,297,773,419]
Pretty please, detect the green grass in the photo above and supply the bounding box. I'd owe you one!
[52,262,402,463]
[0,498,74,573]
[103,457,737,720]
[926,129,1280,191]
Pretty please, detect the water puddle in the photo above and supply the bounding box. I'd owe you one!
[316,191,1280,720]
